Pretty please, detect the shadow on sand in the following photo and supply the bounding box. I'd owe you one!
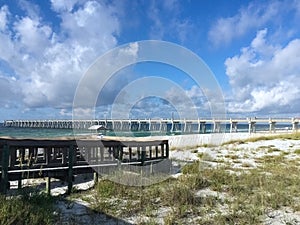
[7,174,135,225]
[56,198,134,225]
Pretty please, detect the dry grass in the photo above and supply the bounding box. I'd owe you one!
[223,132,300,145]
[83,151,300,224]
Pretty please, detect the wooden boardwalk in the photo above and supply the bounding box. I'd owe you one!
[0,137,169,194]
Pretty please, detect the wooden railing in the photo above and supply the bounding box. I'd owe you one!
[0,138,169,194]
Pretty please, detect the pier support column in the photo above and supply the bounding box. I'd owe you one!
[170,120,174,132]
[292,121,299,132]
[183,119,187,132]
[198,122,206,133]
[269,121,276,133]
[292,118,299,132]
[230,120,238,133]
[213,121,221,133]
[248,121,256,133]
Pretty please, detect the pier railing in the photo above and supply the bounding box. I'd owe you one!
[0,138,169,194]
[4,118,299,133]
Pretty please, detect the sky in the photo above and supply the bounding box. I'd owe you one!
[0,0,299,121]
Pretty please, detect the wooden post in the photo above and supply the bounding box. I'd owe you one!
[94,172,99,184]
[1,144,9,194]
[46,176,51,195]
[45,147,51,164]
[141,146,146,165]
[18,179,22,190]
[61,147,66,165]
[165,141,169,158]
[10,147,16,168]
[149,146,152,159]
[100,147,104,161]
[129,147,132,161]
[67,145,74,195]
[118,146,123,161]
[137,146,141,160]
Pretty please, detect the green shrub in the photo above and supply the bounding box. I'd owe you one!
[0,191,56,225]
[182,160,201,174]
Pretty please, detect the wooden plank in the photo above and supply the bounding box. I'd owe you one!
[67,145,74,195]
[1,144,9,194]
[141,146,146,165]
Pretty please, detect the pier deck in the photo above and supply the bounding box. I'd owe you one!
[4,118,299,133]
[0,137,169,194]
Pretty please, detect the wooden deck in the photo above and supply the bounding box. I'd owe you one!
[0,137,169,194]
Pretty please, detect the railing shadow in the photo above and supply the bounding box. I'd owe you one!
[56,198,134,225]
[5,174,135,225]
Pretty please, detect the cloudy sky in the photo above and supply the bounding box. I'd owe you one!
[0,0,299,120]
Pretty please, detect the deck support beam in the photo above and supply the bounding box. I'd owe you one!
[0,144,9,194]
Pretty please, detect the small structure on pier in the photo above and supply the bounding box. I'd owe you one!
[88,125,109,135]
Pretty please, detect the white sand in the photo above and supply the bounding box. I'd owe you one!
[169,137,300,168]
[166,131,294,148]
[168,134,300,225]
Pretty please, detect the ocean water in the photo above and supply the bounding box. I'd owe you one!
[0,123,292,138]
[0,124,76,138]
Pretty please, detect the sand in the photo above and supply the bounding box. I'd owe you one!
[6,131,300,224]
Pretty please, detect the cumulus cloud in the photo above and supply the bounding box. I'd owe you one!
[50,0,79,12]
[148,0,194,43]
[0,1,120,117]
[0,5,9,31]
[208,1,298,47]
[225,29,300,115]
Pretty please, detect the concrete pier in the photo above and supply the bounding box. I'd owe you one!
[4,118,299,133]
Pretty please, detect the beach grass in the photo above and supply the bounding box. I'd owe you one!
[223,132,300,145]
[0,189,57,225]
[82,149,300,224]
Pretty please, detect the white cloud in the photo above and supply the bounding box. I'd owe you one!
[18,0,41,20]
[50,0,80,12]
[208,1,298,47]
[14,17,52,55]
[0,5,9,31]
[225,29,300,114]
[0,75,19,105]
[164,85,211,116]
[148,0,194,43]
[0,1,120,116]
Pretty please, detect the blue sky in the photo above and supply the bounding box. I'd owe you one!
[0,0,299,121]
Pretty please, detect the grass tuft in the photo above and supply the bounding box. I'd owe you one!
[0,190,57,225]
